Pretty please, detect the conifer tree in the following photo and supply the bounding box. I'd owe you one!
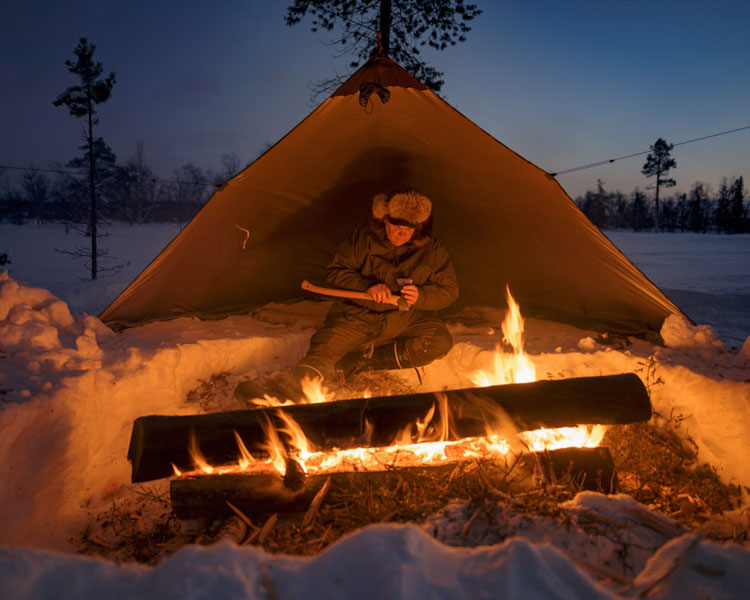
[285,0,481,98]
[641,138,676,230]
[715,179,732,233]
[53,38,116,279]
[729,176,746,233]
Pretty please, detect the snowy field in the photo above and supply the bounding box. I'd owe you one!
[1,222,749,599]
[3,223,749,347]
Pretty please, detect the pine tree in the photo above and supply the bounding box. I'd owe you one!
[687,183,709,233]
[285,0,481,97]
[630,190,653,231]
[641,138,676,230]
[659,197,678,232]
[715,179,732,233]
[53,38,116,279]
[729,176,746,233]
[581,179,609,228]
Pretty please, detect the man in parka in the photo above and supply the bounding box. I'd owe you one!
[290,189,459,394]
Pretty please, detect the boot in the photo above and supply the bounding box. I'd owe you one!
[334,340,413,381]
[282,364,324,402]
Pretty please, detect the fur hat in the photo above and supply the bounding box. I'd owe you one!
[372,190,432,227]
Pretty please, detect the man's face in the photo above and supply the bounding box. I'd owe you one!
[385,219,415,247]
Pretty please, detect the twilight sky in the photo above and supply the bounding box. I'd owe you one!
[1,0,748,199]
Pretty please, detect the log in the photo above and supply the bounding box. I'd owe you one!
[130,373,649,483]
[541,446,617,493]
[169,448,617,519]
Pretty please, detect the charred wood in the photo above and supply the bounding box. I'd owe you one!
[169,448,617,520]
[130,373,649,483]
[538,446,617,494]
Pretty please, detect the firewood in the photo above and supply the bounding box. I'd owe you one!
[214,515,247,545]
[537,447,617,493]
[131,373,649,483]
[171,465,452,520]
[169,448,618,520]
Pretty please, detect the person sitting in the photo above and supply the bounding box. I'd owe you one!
[289,188,459,397]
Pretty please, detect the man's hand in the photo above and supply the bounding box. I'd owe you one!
[400,284,419,306]
[367,283,393,304]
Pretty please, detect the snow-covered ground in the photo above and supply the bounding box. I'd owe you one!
[607,231,750,348]
[1,222,749,599]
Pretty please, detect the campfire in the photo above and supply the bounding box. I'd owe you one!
[127,287,651,519]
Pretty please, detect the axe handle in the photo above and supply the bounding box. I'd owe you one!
[301,280,406,309]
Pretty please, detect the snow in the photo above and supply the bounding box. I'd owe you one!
[1,222,749,598]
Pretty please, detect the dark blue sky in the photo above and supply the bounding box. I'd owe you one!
[2,0,748,198]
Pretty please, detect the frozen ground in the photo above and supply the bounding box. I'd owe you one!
[1,222,749,599]
[607,231,750,347]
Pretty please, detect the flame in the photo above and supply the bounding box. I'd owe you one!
[189,433,214,474]
[520,425,607,452]
[234,430,256,470]
[259,415,288,474]
[177,286,608,481]
[301,375,335,403]
[249,394,296,408]
[181,404,606,480]
[470,285,536,386]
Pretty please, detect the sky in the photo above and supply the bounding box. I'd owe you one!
[1,0,748,199]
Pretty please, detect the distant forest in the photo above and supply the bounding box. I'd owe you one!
[0,148,243,227]
[574,177,748,234]
[1,160,748,234]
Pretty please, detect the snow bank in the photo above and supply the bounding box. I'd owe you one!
[1,271,749,558]
[1,522,748,600]
[0,272,312,550]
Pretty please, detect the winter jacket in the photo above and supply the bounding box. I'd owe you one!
[325,225,459,313]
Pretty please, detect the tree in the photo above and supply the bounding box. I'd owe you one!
[630,190,653,231]
[285,0,482,98]
[658,197,678,232]
[686,182,710,233]
[580,179,610,228]
[641,138,676,229]
[0,169,26,225]
[715,178,732,233]
[729,176,746,233]
[57,138,125,274]
[114,142,158,225]
[163,164,212,225]
[675,193,689,231]
[612,191,630,229]
[53,38,116,279]
[218,152,243,182]
[21,167,51,222]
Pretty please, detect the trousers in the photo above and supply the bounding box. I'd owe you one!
[297,303,453,381]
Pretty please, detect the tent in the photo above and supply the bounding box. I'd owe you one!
[100,54,685,338]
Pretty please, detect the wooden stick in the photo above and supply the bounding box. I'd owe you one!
[129,373,650,483]
[301,280,407,310]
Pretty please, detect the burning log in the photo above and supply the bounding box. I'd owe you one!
[129,373,649,483]
[541,446,617,493]
[169,447,617,520]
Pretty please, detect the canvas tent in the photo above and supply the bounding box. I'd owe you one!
[100,54,684,338]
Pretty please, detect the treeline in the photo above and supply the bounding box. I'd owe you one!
[575,177,748,233]
[0,146,244,226]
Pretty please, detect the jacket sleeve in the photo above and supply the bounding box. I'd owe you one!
[325,229,386,311]
[325,228,372,292]
[413,243,459,311]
